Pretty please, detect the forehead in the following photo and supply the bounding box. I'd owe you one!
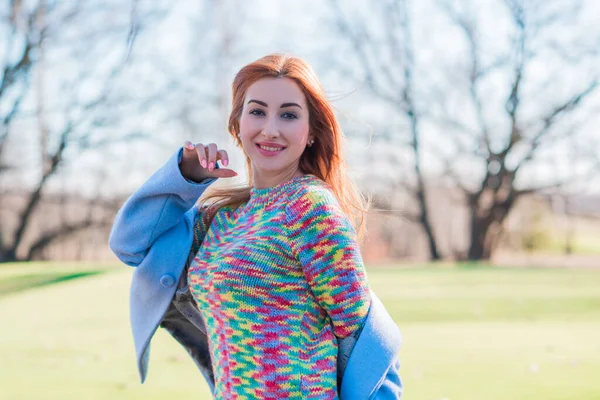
[244,77,307,106]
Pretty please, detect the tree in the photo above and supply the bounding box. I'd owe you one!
[330,0,442,261]
[0,0,161,262]
[329,0,599,260]
[435,0,599,260]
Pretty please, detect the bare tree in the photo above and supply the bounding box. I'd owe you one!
[329,0,599,261]
[329,0,442,261]
[0,0,162,262]
[434,0,599,260]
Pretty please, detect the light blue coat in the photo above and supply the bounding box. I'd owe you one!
[109,148,403,399]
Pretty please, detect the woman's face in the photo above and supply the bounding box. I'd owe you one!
[239,77,311,179]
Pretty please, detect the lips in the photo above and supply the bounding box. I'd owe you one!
[255,142,285,157]
[256,142,286,151]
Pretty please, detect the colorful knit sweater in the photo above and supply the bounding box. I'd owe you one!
[187,174,371,399]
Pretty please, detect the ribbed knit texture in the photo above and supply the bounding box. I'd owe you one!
[187,174,371,399]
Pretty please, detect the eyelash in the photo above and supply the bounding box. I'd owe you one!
[249,109,298,120]
[249,109,265,116]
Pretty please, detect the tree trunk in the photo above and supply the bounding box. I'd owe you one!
[410,105,441,261]
[467,211,493,260]
[1,248,18,263]
[416,186,441,260]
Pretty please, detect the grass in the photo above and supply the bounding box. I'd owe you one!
[1,262,599,399]
[369,266,600,400]
[0,262,118,296]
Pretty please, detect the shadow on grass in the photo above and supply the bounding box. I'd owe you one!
[0,271,104,297]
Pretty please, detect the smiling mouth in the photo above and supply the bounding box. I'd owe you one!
[256,144,285,152]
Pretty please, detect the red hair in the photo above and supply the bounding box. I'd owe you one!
[202,53,369,238]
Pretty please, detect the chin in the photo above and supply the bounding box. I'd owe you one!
[252,159,296,174]
[254,163,286,173]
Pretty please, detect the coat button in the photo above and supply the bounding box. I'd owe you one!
[160,274,175,288]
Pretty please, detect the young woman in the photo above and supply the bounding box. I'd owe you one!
[109,53,402,399]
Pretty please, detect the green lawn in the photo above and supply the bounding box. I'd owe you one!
[0,262,119,296]
[1,262,599,399]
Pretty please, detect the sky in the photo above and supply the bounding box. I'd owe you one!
[1,0,599,198]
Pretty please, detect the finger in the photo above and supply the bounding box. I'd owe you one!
[211,168,238,178]
[195,143,207,169]
[217,149,229,167]
[183,140,195,153]
[207,143,218,171]
[182,141,198,163]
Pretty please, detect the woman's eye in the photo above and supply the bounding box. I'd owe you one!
[249,109,265,116]
[281,112,298,120]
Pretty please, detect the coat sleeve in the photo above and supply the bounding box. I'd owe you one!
[372,357,403,399]
[338,291,402,400]
[108,147,217,267]
[285,186,371,339]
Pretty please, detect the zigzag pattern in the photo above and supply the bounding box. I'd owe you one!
[188,174,371,399]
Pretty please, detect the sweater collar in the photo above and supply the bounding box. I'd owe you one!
[247,174,316,206]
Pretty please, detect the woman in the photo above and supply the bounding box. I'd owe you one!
[109,53,402,399]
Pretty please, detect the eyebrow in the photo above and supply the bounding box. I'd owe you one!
[247,99,303,109]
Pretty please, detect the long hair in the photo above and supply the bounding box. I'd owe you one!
[201,53,370,239]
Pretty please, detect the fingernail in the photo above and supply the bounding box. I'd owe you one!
[209,162,214,171]
[186,142,194,149]
[202,160,207,168]
[223,160,229,167]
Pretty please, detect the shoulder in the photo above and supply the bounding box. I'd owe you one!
[284,175,349,229]
[285,175,340,214]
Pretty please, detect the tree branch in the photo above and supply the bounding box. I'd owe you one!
[514,80,599,172]
[329,0,403,107]
[501,0,527,158]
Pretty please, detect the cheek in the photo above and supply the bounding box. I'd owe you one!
[238,116,258,152]
[290,121,310,145]
[238,114,252,136]
[281,118,309,141]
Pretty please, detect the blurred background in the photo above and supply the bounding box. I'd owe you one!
[1,0,599,399]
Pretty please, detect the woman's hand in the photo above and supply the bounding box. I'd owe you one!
[179,141,238,182]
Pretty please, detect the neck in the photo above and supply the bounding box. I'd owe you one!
[251,166,305,189]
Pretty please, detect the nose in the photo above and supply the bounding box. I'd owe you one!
[262,115,280,139]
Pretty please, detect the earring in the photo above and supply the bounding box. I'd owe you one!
[307,138,315,147]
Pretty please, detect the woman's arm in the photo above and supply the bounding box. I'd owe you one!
[108,147,217,267]
[285,186,371,339]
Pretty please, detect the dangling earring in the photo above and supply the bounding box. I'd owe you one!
[307,138,315,147]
